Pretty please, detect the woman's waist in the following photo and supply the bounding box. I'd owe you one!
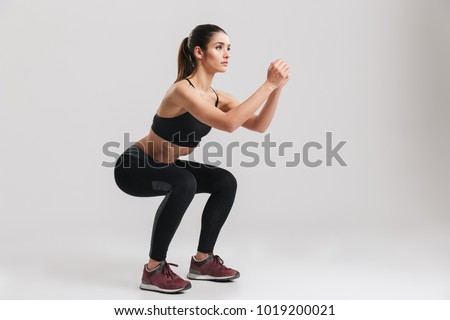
[127,138,194,164]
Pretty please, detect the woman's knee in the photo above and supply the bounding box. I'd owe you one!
[217,169,238,193]
[172,170,197,194]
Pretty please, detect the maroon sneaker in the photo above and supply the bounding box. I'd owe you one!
[140,261,192,293]
[187,254,240,281]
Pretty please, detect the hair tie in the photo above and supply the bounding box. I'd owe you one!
[187,32,193,50]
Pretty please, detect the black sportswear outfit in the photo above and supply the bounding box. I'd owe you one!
[151,78,219,148]
[114,79,237,261]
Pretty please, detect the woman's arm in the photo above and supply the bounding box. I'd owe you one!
[218,87,284,133]
[170,80,276,133]
[168,60,289,133]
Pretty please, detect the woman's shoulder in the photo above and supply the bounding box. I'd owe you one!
[167,79,192,93]
[163,79,193,102]
[164,80,239,110]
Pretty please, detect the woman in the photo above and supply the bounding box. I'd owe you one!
[114,24,290,294]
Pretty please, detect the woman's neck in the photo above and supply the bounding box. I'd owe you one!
[188,68,215,92]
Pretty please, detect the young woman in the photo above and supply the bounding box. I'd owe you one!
[114,24,290,294]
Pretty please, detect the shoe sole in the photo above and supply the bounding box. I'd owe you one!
[139,282,192,294]
[186,271,240,282]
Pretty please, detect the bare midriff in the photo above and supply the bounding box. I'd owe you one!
[133,129,195,164]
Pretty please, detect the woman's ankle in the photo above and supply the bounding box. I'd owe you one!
[147,259,162,270]
[194,252,210,261]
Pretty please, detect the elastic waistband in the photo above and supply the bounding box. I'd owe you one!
[123,145,146,159]
[121,145,172,168]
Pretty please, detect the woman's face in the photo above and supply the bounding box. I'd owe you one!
[200,32,231,73]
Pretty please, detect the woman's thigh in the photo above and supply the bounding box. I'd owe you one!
[174,159,237,194]
[114,153,196,197]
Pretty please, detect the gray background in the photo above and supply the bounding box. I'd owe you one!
[1,0,449,299]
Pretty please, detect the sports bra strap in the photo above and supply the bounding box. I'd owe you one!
[185,78,219,107]
[210,87,219,107]
[185,78,195,88]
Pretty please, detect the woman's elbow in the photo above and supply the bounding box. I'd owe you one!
[221,118,239,133]
[253,125,267,133]
[214,121,235,133]
[225,122,238,133]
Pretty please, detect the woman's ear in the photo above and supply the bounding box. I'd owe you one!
[193,46,203,61]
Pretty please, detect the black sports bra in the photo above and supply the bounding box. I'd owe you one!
[151,78,219,148]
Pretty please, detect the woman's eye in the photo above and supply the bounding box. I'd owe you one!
[216,46,222,50]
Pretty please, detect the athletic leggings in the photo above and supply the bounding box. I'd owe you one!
[114,144,237,261]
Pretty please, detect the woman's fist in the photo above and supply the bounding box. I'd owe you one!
[267,59,290,89]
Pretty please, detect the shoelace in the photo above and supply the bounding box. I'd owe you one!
[160,262,179,279]
[212,255,231,270]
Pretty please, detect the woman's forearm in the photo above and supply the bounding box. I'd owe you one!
[225,81,276,132]
[252,87,282,132]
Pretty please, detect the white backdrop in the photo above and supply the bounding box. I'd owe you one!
[1,0,449,299]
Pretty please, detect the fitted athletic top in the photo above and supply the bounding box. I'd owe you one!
[151,78,219,148]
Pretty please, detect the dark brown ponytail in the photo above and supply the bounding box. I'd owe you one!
[176,37,195,82]
[175,24,227,83]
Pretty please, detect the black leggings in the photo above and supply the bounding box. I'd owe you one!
[114,145,237,261]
